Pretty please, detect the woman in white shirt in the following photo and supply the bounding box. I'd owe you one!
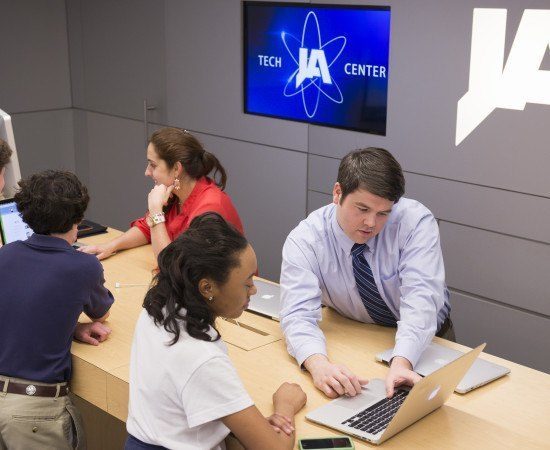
[125,212,307,450]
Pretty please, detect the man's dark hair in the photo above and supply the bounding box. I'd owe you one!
[337,147,405,203]
[0,139,13,170]
[14,170,89,234]
[143,212,248,345]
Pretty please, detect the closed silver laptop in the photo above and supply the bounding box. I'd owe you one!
[376,341,510,393]
[306,344,485,445]
[247,278,281,321]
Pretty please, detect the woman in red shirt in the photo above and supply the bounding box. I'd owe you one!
[80,127,243,260]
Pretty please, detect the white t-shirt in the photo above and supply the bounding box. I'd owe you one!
[126,309,254,449]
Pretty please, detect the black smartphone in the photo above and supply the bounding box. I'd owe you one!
[299,436,354,449]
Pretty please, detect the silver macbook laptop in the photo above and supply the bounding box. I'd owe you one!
[0,198,82,248]
[247,278,281,321]
[306,344,485,445]
[376,341,510,394]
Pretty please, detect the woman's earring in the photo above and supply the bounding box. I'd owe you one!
[174,178,181,190]
[208,296,214,302]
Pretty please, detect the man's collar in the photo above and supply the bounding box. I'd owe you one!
[330,205,356,255]
[26,233,73,250]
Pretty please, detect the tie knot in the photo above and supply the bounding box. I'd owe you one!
[351,243,367,257]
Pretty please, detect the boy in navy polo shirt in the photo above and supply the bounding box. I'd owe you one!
[0,170,115,449]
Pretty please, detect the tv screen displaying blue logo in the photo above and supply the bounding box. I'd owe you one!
[244,3,391,135]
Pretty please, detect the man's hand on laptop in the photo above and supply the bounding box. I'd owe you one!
[74,322,112,346]
[386,356,422,398]
[304,354,368,398]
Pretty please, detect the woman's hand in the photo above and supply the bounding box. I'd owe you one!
[79,242,117,260]
[266,413,294,435]
[148,184,175,214]
[273,382,307,415]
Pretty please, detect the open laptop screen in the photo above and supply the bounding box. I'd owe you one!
[0,199,33,245]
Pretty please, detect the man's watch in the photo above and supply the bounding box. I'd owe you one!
[146,212,166,228]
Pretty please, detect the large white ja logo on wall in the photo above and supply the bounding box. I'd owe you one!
[456,9,550,146]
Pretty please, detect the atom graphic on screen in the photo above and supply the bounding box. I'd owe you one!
[281,11,347,118]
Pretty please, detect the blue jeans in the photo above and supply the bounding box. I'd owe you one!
[124,434,168,450]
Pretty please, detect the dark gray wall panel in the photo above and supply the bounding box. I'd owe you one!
[308,191,332,215]
[83,112,150,230]
[71,0,166,123]
[440,222,550,316]
[308,154,550,244]
[164,0,308,152]
[72,110,90,187]
[451,290,550,374]
[11,110,75,176]
[406,174,550,245]
[66,0,85,107]
[309,125,387,159]
[0,0,71,112]
[309,0,550,197]
[193,132,307,281]
[308,154,339,194]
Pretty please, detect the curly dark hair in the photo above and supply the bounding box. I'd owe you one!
[143,212,248,345]
[0,139,13,170]
[14,170,89,234]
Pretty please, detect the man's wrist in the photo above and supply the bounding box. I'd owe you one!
[73,322,86,338]
[303,353,329,372]
[390,356,413,370]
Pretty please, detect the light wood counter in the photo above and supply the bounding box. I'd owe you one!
[71,230,550,449]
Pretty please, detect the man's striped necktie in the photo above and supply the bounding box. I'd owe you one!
[351,243,397,327]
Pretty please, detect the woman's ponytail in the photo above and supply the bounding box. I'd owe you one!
[201,151,227,190]
[149,127,228,190]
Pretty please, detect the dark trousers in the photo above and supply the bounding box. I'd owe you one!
[125,434,168,450]
[435,316,456,342]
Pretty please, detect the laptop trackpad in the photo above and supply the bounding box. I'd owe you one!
[332,378,385,409]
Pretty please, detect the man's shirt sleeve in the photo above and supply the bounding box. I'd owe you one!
[280,234,327,367]
[391,213,447,367]
[84,261,115,320]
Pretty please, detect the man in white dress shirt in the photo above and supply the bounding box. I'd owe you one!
[280,147,453,399]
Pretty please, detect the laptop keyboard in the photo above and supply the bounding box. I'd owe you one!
[341,389,410,435]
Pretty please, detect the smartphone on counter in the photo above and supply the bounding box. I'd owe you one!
[298,436,354,450]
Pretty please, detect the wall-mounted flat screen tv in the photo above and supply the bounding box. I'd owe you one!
[243,2,391,135]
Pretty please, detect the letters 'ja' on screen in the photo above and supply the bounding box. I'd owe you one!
[244,3,391,135]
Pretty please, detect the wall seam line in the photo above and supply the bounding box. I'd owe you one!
[449,287,550,320]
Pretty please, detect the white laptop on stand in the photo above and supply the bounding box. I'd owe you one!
[376,341,510,393]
